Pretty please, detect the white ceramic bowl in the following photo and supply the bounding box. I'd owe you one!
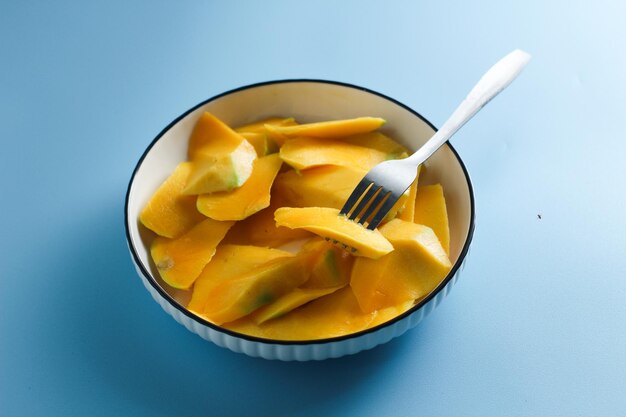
[125,80,475,361]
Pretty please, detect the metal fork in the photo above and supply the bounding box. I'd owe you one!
[340,49,531,230]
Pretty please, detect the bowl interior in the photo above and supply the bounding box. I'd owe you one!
[126,80,473,313]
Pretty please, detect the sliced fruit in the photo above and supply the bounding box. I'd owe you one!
[350,219,451,312]
[240,132,279,156]
[139,112,455,341]
[221,194,313,247]
[139,162,206,238]
[265,117,385,141]
[339,131,408,156]
[274,165,365,209]
[366,299,415,329]
[251,286,341,324]
[279,137,390,171]
[298,238,353,289]
[202,256,309,325]
[183,139,257,195]
[308,246,353,288]
[188,112,249,159]
[413,184,450,255]
[223,287,371,340]
[224,286,413,341]
[397,165,423,222]
[274,207,393,259]
[150,218,234,289]
[188,244,292,314]
[196,154,283,221]
[235,117,297,134]
[273,165,408,221]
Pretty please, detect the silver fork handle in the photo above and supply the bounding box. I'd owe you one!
[407,49,531,165]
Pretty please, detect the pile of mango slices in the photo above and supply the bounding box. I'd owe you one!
[139,112,452,340]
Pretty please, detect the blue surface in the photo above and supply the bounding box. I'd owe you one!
[2,1,625,416]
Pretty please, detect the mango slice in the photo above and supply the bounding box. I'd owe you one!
[274,165,366,209]
[139,162,206,238]
[339,132,408,156]
[202,256,309,325]
[298,238,353,289]
[307,248,353,289]
[183,139,257,195]
[413,184,450,255]
[396,165,423,222]
[224,287,413,341]
[274,165,408,222]
[279,137,389,171]
[222,196,313,247]
[251,286,342,324]
[188,244,292,314]
[240,132,279,156]
[350,219,451,312]
[367,299,416,329]
[196,154,283,221]
[265,117,385,141]
[188,112,249,159]
[235,117,297,134]
[184,112,258,194]
[274,207,394,259]
[150,218,235,289]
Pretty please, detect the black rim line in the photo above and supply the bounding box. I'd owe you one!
[123,78,476,346]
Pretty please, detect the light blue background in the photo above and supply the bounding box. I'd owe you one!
[2,1,625,416]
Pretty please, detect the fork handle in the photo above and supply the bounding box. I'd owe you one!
[407,49,531,165]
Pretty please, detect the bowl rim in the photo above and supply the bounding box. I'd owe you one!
[124,78,476,346]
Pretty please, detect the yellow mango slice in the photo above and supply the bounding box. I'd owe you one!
[223,287,370,339]
[196,154,283,221]
[239,132,279,156]
[188,244,292,314]
[279,137,389,171]
[139,162,206,238]
[221,196,312,247]
[183,139,257,195]
[339,132,408,157]
[224,287,412,341]
[274,207,393,259]
[150,218,234,289]
[265,117,385,141]
[202,256,309,325]
[274,165,366,209]
[298,238,353,289]
[188,112,249,159]
[235,117,297,134]
[397,165,423,222]
[413,184,450,255]
[366,299,415,329]
[251,286,342,324]
[350,219,451,312]
[274,165,408,221]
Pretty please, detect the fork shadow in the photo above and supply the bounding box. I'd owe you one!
[58,194,437,417]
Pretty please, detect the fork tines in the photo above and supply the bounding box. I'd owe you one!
[339,179,398,230]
